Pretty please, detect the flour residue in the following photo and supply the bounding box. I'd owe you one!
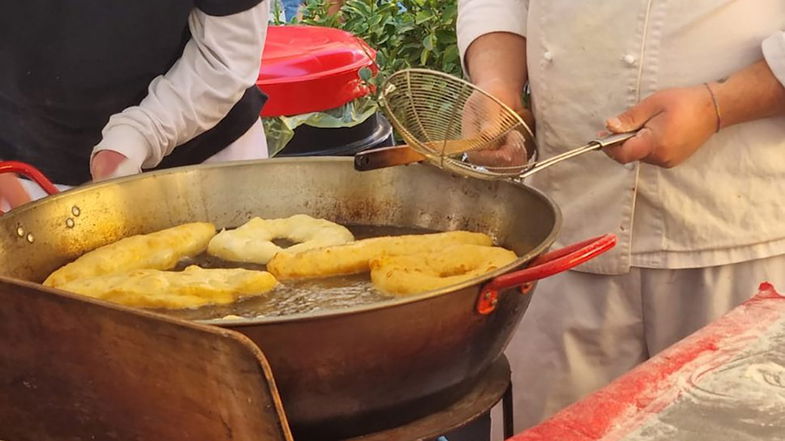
[743,362,785,391]
[615,319,785,441]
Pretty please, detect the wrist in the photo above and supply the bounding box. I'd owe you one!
[93,125,150,170]
[703,82,722,132]
[474,78,525,111]
[706,59,785,129]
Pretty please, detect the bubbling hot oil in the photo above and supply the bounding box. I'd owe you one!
[162,225,435,321]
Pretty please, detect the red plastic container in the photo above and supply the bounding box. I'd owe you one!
[257,25,377,117]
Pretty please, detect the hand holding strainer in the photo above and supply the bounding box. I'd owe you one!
[354,68,635,181]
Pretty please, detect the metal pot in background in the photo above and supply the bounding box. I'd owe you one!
[276,113,394,157]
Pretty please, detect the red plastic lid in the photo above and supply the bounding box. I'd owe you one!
[257,25,377,117]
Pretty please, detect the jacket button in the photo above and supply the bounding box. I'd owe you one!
[623,54,636,65]
[544,51,554,61]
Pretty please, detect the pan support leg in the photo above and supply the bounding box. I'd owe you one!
[502,383,514,438]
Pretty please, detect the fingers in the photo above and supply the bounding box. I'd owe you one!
[466,131,528,168]
[91,150,130,181]
[602,93,665,165]
[467,147,524,168]
[602,127,656,164]
[462,88,533,169]
[606,96,662,133]
[466,95,516,138]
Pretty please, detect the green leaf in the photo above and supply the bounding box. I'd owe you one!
[420,48,430,65]
[436,30,457,43]
[415,11,433,24]
[442,44,459,65]
[422,34,434,51]
[442,2,458,18]
[359,67,373,81]
[396,24,416,34]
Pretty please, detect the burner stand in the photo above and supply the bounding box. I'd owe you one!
[345,355,513,441]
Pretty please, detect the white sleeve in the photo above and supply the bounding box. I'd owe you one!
[762,31,785,88]
[457,0,528,70]
[92,1,269,172]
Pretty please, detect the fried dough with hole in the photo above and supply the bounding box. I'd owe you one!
[370,244,517,295]
[207,215,354,264]
[44,222,216,287]
[57,265,278,309]
[267,231,493,280]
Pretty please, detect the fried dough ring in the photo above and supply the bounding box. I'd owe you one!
[44,222,217,287]
[267,231,493,280]
[57,265,278,309]
[370,244,518,295]
[207,214,355,265]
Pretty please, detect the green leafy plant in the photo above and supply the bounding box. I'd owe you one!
[287,0,462,79]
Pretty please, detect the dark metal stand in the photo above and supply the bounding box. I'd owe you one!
[503,383,515,438]
[345,355,513,441]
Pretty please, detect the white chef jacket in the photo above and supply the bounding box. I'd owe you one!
[458,0,785,274]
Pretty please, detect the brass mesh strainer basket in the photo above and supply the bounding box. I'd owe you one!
[358,68,636,181]
[378,68,536,179]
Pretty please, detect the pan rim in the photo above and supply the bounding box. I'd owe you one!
[4,157,562,324]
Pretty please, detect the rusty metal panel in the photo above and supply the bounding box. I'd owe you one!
[0,277,292,441]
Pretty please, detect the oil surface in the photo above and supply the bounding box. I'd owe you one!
[162,224,436,321]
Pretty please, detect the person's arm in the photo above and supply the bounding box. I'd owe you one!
[91,1,269,180]
[713,60,785,128]
[457,0,530,166]
[603,32,785,168]
[462,33,531,167]
[458,0,528,107]
[464,32,528,111]
[0,174,31,212]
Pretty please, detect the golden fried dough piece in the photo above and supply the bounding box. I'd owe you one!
[44,222,216,287]
[57,265,278,309]
[370,244,517,295]
[207,214,354,265]
[267,231,493,280]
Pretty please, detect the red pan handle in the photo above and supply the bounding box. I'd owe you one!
[0,161,60,215]
[0,161,60,196]
[476,234,617,314]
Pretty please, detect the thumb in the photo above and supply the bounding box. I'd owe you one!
[603,127,655,164]
[605,98,660,133]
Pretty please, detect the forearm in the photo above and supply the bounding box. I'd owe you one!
[0,174,31,209]
[712,59,785,129]
[457,0,528,104]
[464,32,528,97]
[710,30,785,129]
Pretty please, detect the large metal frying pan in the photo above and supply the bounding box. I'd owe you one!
[0,158,614,440]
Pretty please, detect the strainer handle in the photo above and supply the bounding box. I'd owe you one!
[517,132,636,179]
[354,145,426,171]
